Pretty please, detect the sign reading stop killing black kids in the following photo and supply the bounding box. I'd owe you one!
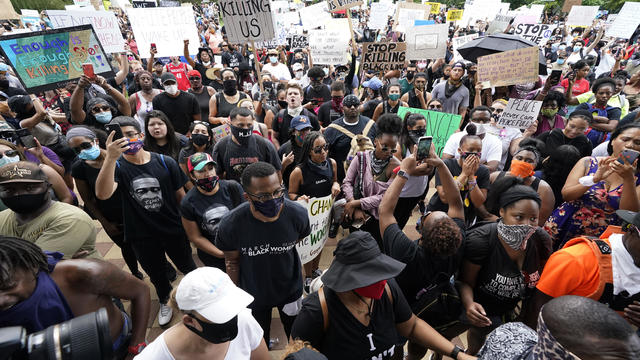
[362,42,406,72]
[218,0,275,43]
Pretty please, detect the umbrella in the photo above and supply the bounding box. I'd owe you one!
[457,33,548,75]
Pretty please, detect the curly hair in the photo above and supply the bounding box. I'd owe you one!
[376,113,402,138]
[543,90,566,109]
[591,77,616,93]
[281,340,323,359]
[421,216,463,256]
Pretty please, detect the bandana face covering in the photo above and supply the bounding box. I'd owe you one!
[331,96,344,113]
[195,176,218,192]
[510,160,535,178]
[533,312,582,359]
[354,279,387,300]
[497,220,535,251]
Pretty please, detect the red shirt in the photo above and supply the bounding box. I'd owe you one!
[561,77,590,96]
[165,62,191,91]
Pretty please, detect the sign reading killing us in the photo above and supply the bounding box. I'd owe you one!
[218,0,275,43]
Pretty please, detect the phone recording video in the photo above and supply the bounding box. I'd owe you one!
[417,136,432,161]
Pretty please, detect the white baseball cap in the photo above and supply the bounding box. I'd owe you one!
[176,267,254,323]
[292,63,304,71]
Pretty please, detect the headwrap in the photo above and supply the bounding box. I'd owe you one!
[499,186,541,209]
[85,97,111,114]
[65,126,97,142]
[532,311,581,359]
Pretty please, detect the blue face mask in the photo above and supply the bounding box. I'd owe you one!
[269,56,278,64]
[0,155,19,167]
[77,145,101,160]
[557,58,565,65]
[252,195,284,218]
[94,111,113,124]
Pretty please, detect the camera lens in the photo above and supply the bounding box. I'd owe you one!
[27,308,112,360]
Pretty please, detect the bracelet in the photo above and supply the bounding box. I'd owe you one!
[578,175,596,187]
[450,345,465,359]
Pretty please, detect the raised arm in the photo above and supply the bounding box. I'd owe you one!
[183,39,196,67]
[113,53,129,86]
[95,75,131,116]
[19,96,47,129]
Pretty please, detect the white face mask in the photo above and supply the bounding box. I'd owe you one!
[467,121,486,135]
[295,71,303,79]
[165,85,179,95]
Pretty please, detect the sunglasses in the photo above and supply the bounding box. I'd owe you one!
[71,142,93,154]
[461,151,481,159]
[0,150,19,158]
[343,103,359,109]
[312,144,329,154]
[489,107,504,114]
[91,105,110,114]
[189,77,201,81]
[428,105,442,109]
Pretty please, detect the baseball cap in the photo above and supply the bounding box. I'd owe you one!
[292,63,304,71]
[362,77,383,91]
[176,267,254,323]
[617,210,640,228]
[160,72,177,84]
[0,161,48,184]
[290,115,312,131]
[187,70,201,78]
[187,152,216,172]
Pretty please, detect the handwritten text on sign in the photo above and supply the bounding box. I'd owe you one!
[218,0,275,43]
[397,107,461,157]
[296,195,333,264]
[477,46,539,88]
[513,23,557,47]
[46,10,125,53]
[606,2,640,39]
[127,7,200,58]
[498,99,542,130]
[447,9,463,21]
[309,20,349,65]
[0,25,114,93]
[326,0,362,12]
[362,42,406,72]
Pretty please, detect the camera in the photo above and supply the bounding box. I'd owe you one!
[0,308,113,360]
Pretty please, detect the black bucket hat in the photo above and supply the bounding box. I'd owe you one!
[321,231,405,292]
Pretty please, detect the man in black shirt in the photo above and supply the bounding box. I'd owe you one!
[317,81,345,128]
[303,66,331,109]
[272,83,320,147]
[152,72,200,134]
[218,162,310,346]
[220,42,245,72]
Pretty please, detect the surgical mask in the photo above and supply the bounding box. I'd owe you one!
[541,108,558,118]
[94,111,112,124]
[78,145,101,160]
[251,194,284,218]
[223,79,237,95]
[185,315,238,344]
[467,121,486,135]
[295,70,303,79]
[354,280,387,300]
[195,175,218,192]
[230,124,252,146]
[323,68,329,76]
[558,45,566,51]
[2,191,48,214]
[269,56,278,64]
[409,129,425,144]
[0,154,19,167]
[556,58,565,65]
[497,220,535,250]
[191,133,209,146]
[124,139,144,155]
[510,160,535,178]
[574,44,583,50]
[164,85,179,95]
[388,94,400,101]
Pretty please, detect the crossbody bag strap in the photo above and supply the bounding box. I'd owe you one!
[318,287,329,332]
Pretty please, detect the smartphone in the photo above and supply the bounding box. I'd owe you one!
[104,123,123,140]
[150,43,156,51]
[82,63,95,79]
[15,128,36,148]
[618,149,640,165]
[417,136,433,161]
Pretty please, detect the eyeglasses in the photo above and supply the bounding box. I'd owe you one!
[312,144,329,154]
[91,105,110,114]
[189,77,200,81]
[245,185,286,203]
[489,107,504,114]
[124,131,140,139]
[461,151,482,158]
[0,150,18,158]
[71,142,93,154]
[428,105,442,109]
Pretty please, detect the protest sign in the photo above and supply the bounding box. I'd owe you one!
[368,1,394,30]
[406,24,447,60]
[451,33,478,60]
[562,0,581,13]
[217,0,274,43]
[126,6,199,58]
[296,195,333,264]
[566,6,598,26]
[0,25,114,93]
[487,14,513,34]
[212,124,231,143]
[395,2,428,32]
[362,42,406,72]
[288,35,308,49]
[607,2,640,39]
[447,9,463,21]
[46,10,126,54]
[73,0,92,7]
[498,99,543,130]
[397,107,461,156]
[425,2,440,14]
[477,46,539,87]
[327,0,362,12]
[158,0,179,6]
[513,23,557,47]
[299,1,332,31]
[309,19,349,65]
[132,1,156,8]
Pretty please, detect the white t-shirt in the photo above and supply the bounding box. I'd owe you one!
[442,131,503,169]
[262,63,292,81]
[485,125,523,170]
[592,141,609,157]
[610,233,640,296]
[134,309,263,360]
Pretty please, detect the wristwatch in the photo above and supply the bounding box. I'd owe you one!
[128,341,148,355]
[450,345,465,359]
[397,169,409,180]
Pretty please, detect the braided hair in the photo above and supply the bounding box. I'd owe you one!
[0,236,48,288]
[297,131,324,168]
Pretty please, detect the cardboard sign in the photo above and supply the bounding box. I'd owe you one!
[394,2,428,32]
[326,0,362,12]
[451,33,478,60]
[46,10,126,54]
[0,25,115,93]
[513,23,557,47]
[447,9,463,21]
[0,0,20,20]
[368,1,394,30]
[217,0,275,43]
[487,14,513,34]
[361,42,406,72]
[406,24,448,60]
[309,19,349,65]
[607,2,640,39]
[288,34,308,49]
[298,2,332,31]
[498,98,543,130]
[562,0,581,13]
[397,107,462,156]
[566,6,599,26]
[126,7,199,58]
[425,2,440,14]
[296,195,333,264]
[477,46,539,87]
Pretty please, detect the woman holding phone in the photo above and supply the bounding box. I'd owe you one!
[544,123,640,249]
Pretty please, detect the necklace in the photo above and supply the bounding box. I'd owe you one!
[351,291,373,317]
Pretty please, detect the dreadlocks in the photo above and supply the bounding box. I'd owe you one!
[0,236,48,288]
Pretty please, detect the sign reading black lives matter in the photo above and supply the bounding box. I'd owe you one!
[361,42,406,72]
[498,99,543,130]
[218,0,275,43]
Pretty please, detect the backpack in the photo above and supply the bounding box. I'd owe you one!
[327,119,375,172]
[409,272,463,333]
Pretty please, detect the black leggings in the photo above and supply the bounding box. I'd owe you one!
[109,232,140,276]
[393,196,422,230]
[252,305,297,346]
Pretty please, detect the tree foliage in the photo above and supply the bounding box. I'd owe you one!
[9,0,69,12]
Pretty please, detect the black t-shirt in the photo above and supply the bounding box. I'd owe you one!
[427,158,490,226]
[536,128,593,158]
[178,144,214,165]
[212,135,281,182]
[180,180,245,270]
[272,109,320,145]
[317,101,343,128]
[303,84,331,105]
[71,159,123,224]
[221,50,245,68]
[217,200,310,309]
[382,221,465,308]
[114,152,188,240]
[151,91,199,134]
[193,62,213,86]
[278,139,304,189]
[361,99,382,120]
[290,279,413,360]
[464,223,552,316]
[323,115,377,181]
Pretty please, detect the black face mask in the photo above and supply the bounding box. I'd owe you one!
[230,124,252,146]
[2,191,48,214]
[195,175,218,192]
[191,133,209,146]
[406,71,415,81]
[408,129,425,144]
[223,79,237,95]
[185,315,238,344]
[278,100,288,109]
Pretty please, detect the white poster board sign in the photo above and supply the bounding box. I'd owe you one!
[46,10,126,53]
[498,99,543,130]
[513,23,557,47]
[296,195,333,264]
[298,2,332,31]
[73,0,93,7]
[452,33,478,60]
[606,3,640,39]
[309,19,349,65]
[566,6,599,26]
[126,7,200,58]
[406,24,448,60]
[396,6,425,33]
[217,0,275,43]
[487,14,512,34]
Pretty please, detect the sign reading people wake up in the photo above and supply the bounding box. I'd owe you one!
[477,46,539,88]
[0,25,114,93]
[361,42,406,72]
[326,0,362,12]
[218,0,275,43]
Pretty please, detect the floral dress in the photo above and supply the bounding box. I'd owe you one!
[544,157,640,249]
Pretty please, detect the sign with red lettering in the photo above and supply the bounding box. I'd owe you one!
[46,10,125,53]
[498,98,542,130]
[513,23,557,47]
[218,0,275,43]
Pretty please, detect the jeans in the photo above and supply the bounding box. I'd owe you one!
[130,233,196,303]
[252,305,297,347]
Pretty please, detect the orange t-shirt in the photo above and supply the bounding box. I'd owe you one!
[536,239,609,298]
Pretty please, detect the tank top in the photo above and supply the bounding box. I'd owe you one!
[165,62,190,91]
[383,100,400,114]
[189,87,212,121]
[407,90,426,109]
[496,171,541,191]
[400,148,429,197]
[216,92,248,118]
[299,160,333,198]
[135,92,153,125]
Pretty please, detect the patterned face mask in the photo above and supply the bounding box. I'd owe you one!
[533,312,582,359]
[497,220,536,250]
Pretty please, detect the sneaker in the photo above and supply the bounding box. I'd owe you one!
[312,269,324,279]
[158,303,173,326]
[303,277,313,295]
[418,200,426,215]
